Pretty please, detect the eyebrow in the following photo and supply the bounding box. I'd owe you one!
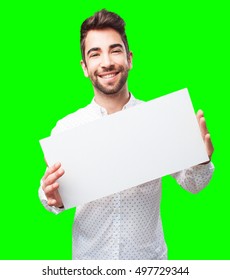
[110,43,124,50]
[86,44,124,57]
[87,47,100,57]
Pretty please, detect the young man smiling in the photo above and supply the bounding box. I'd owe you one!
[80,24,133,114]
[39,9,214,260]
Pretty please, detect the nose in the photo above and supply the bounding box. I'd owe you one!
[100,53,114,68]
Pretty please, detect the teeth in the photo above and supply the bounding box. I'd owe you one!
[101,73,116,79]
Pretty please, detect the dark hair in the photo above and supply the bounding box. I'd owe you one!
[80,9,129,62]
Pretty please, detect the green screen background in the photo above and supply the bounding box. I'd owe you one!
[1,1,229,259]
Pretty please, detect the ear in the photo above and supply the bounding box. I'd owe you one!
[127,51,133,70]
[80,60,89,77]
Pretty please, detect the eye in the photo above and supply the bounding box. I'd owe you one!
[90,53,100,58]
[112,49,122,54]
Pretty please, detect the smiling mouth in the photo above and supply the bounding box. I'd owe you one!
[98,72,119,79]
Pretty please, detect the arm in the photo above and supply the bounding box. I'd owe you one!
[171,161,214,193]
[171,110,214,193]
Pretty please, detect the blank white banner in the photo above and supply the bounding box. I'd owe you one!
[40,88,209,209]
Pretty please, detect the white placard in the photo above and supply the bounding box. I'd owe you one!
[40,88,209,209]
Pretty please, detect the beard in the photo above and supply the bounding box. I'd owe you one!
[89,65,129,95]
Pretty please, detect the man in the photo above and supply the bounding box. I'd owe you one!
[39,9,214,259]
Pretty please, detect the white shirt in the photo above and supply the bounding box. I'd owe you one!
[39,94,214,259]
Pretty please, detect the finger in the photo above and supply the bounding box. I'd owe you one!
[43,162,61,181]
[44,168,65,186]
[47,198,57,206]
[47,195,63,208]
[205,134,214,159]
[43,182,59,196]
[196,109,204,122]
[199,117,209,140]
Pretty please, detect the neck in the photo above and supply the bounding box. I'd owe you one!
[94,85,130,114]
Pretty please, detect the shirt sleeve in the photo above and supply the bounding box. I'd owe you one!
[171,161,214,194]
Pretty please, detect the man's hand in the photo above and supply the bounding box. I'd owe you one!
[42,162,65,208]
[197,110,214,161]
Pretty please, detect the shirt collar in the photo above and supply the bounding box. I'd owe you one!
[90,93,137,115]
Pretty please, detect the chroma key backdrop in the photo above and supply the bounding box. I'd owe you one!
[0,0,229,260]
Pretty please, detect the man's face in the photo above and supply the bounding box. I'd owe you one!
[81,28,132,96]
